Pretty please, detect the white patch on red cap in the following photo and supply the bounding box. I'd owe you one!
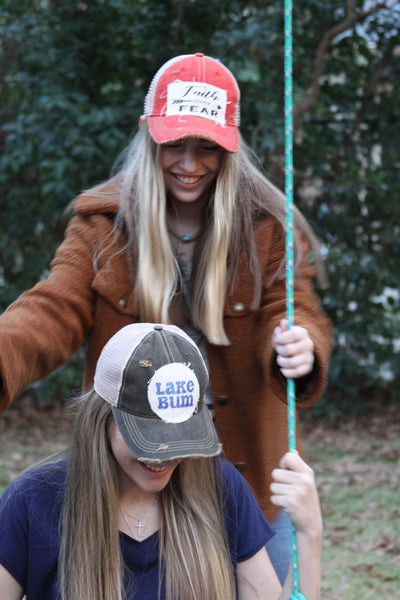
[166,81,228,126]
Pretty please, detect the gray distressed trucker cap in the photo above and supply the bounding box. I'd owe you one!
[94,323,221,462]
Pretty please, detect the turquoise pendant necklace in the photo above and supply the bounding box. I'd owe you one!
[180,233,198,243]
[169,228,202,243]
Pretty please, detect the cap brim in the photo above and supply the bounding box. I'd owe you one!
[147,115,238,153]
[112,403,222,462]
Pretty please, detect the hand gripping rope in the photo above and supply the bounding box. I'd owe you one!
[284,1,306,599]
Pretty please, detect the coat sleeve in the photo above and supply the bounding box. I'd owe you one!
[0,214,107,412]
[254,219,332,407]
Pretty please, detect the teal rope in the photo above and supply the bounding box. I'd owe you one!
[284,2,305,599]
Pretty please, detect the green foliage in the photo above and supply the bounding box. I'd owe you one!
[293,2,400,414]
[1,0,399,413]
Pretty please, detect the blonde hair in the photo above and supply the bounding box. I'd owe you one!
[160,457,236,600]
[59,392,236,600]
[89,123,325,345]
[59,394,123,600]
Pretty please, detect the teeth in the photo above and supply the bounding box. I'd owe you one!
[143,464,166,472]
[176,175,200,184]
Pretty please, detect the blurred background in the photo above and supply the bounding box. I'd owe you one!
[1,0,399,415]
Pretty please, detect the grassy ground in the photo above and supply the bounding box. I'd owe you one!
[302,403,400,599]
[1,395,399,599]
[0,395,72,491]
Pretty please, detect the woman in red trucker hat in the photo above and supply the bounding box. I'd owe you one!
[0,323,322,600]
[0,53,332,584]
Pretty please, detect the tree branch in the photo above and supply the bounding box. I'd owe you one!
[293,1,390,129]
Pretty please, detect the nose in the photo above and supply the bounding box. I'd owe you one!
[179,143,200,172]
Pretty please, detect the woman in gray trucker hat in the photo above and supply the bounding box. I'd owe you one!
[0,323,322,600]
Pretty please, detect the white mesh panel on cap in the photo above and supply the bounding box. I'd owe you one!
[93,323,151,407]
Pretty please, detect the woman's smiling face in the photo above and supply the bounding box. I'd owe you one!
[108,421,182,495]
[159,137,224,206]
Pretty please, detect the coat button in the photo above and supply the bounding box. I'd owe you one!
[232,302,245,312]
[118,298,127,308]
[216,395,229,406]
[234,462,246,472]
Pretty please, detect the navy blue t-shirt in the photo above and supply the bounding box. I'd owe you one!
[0,458,273,599]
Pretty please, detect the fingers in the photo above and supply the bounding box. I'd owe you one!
[272,321,315,378]
[278,450,311,471]
[270,452,321,535]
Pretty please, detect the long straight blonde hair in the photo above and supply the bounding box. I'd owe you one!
[59,392,236,600]
[89,123,325,345]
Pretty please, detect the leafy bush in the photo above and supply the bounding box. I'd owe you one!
[1,0,399,413]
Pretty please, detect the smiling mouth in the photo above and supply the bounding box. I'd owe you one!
[138,459,174,474]
[141,463,168,473]
[174,174,202,184]
[138,458,181,473]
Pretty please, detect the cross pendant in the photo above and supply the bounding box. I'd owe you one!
[136,520,144,538]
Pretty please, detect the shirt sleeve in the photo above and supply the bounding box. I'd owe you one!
[219,459,274,563]
[0,476,30,587]
[0,213,99,411]
[0,461,65,595]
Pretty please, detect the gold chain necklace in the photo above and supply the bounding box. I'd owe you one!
[119,495,159,540]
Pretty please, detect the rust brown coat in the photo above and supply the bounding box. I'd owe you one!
[0,187,332,520]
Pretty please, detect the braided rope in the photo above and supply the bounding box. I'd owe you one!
[284,2,306,599]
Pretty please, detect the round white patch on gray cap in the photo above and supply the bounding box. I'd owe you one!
[147,362,200,423]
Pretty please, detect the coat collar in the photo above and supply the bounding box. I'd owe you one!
[73,178,122,217]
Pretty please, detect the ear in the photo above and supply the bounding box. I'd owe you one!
[139,115,146,128]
